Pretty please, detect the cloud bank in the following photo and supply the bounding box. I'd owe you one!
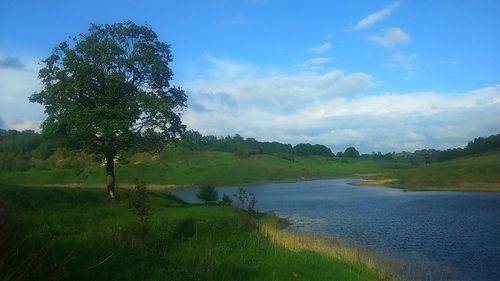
[183,56,500,153]
[0,57,44,131]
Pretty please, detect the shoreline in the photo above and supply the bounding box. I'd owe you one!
[349,179,500,193]
[259,214,400,281]
[4,173,499,193]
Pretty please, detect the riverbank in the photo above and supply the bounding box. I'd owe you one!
[0,184,397,281]
[350,152,500,192]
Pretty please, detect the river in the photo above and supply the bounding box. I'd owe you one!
[170,179,500,281]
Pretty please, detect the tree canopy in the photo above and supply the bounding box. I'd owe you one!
[343,147,360,158]
[30,21,187,198]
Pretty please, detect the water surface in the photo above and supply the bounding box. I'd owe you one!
[171,179,500,281]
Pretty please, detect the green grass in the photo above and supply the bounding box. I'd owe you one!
[389,151,500,191]
[0,147,404,188]
[0,185,392,281]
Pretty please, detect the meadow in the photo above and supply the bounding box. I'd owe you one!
[0,146,406,188]
[0,185,396,281]
[388,150,500,192]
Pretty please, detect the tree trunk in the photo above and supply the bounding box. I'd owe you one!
[105,153,116,199]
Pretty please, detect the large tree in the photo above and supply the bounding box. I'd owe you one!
[30,21,187,199]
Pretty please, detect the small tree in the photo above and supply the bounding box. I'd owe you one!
[247,192,257,214]
[233,187,247,209]
[196,185,219,204]
[221,193,232,205]
[30,21,187,199]
[128,179,149,223]
[343,147,360,158]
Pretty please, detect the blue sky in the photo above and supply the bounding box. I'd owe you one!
[1,0,499,152]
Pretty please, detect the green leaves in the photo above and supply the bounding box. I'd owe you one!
[30,21,187,157]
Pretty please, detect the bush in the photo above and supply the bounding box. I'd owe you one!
[128,180,149,219]
[233,187,246,209]
[247,192,257,214]
[221,193,232,205]
[126,179,150,246]
[232,187,258,214]
[196,185,219,204]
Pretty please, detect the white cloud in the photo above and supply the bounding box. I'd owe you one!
[183,56,500,153]
[354,2,400,30]
[368,27,410,48]
[310,57,333,66]
[309,42,332,53]
[391,53,416,75]
[2,53,499,154]
[0,59,45,131]
[202,54,257,79]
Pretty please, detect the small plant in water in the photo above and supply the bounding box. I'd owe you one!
[221,193,232,205]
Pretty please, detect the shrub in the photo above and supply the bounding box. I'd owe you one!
[196,185,219,204]
[233,187,247,209]
[221,193,232,205]
[247,192,257,214]
[128,179,150,222]
[232,187,259,214]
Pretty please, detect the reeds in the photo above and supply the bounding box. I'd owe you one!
[260,221,400,281]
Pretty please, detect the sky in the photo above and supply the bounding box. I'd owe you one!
[0,0,499,153]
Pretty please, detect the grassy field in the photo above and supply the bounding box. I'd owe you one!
[0,185,396,281]
[0,147,405,188]
[387,151,500,192]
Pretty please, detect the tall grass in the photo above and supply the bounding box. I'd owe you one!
[259,216,400,281]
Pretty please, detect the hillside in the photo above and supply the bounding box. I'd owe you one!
[389,150,500,191]
[0,147,404,188]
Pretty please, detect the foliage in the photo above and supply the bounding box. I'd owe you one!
[247,192,258,214]
[180,130,333,158]
[0,129,42,171]
[233,187,247,209]
[29,21,187,196]
[343,147,360,158]
[232,187,258,214]
[127,179,150,222]
[292,143,333,157]
[221,193,232,205]
[196,185,219,204]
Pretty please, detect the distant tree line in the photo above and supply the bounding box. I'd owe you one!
[0,129,97,171]
[390,134,500,166]
[2,128,499,172]
[0,129,43,171]
[179,130,334,159]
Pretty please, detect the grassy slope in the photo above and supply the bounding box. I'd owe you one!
[389,151,500,191]
[0,185,390,281]
[0,148,403,188]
